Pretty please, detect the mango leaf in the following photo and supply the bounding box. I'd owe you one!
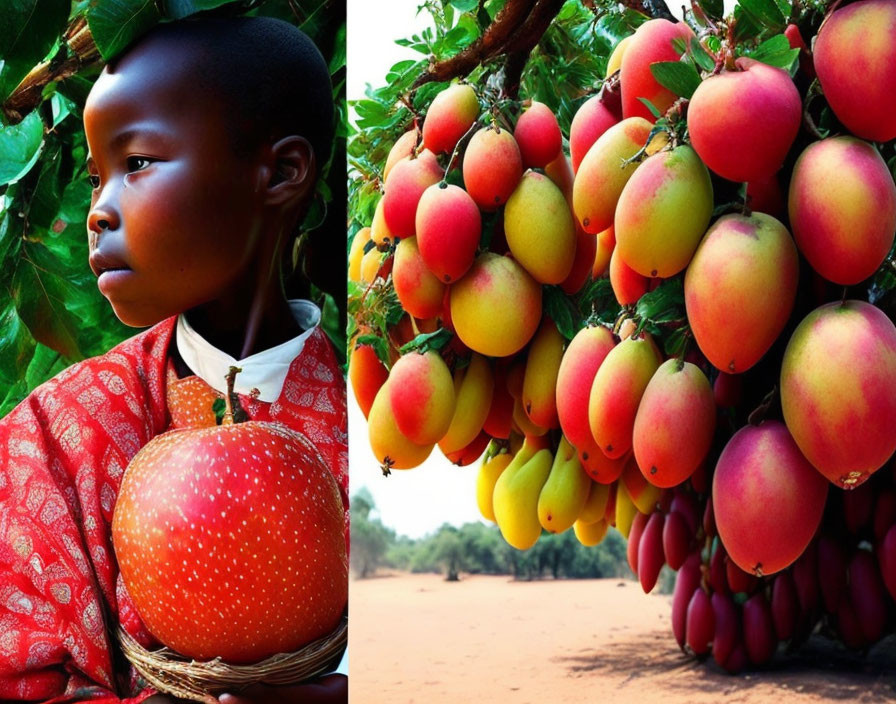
[12,239,85,359]
[737,0,785,31]
[544,285,579,341]
[23,343,65,391]
[749,34,799,74]
[698,0,724,20]
[690,39,716,72]
[635,277,684,324]
[650,61,701,100]
[86,0,162,60]
[449,0,478,11]
[355,333,390,367]
[24,142,62,230]
[163,0,241,20]
[0,300,36,387]
[0,0,69,102]
[399,327,452,354]
[0,111,43,186]
[0,379,28,417]
[637,97,662,120]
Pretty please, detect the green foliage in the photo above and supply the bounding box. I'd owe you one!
[0,0,70,101]
[0,0,346,416]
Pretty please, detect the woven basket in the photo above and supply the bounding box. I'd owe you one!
[118,618,347,703]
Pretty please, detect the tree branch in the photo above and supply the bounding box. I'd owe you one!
[2,22,102,125]
[411,0,538,88]
[500,0,567,98]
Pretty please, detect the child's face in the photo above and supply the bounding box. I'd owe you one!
[83,41,267,328]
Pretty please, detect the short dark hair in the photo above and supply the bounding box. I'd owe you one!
[113,16,335,168]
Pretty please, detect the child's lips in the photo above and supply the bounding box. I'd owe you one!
[89,251,133,295]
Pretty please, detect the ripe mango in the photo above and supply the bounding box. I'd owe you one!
[493,446,554,550]
[392,236,446,320]
[449,253,542,357]
[788,136,896,286]
[537,437,591,533]
[685,212,798,373]
[572,117,652,235]
[614,145,713,279]
[422,84,479,154]
[522,318,565,429]
[367,382,434,470]
[573,518,608,546]
[438,353,494,455]
[556,325,615,454]
[514,101,562,168]
[476,452,513,522]
[416,183,481,283]
[462,126,522,210]
[632,359,716,489]
[589,334,662,459]
[388,350,456,446]
[504,171,576,284]
[620,18,694,121]
[814,0,896,142]
[781,300,896,488]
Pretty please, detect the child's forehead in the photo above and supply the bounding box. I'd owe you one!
[87,44,224,123]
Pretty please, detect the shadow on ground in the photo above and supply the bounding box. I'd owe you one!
[557,629,896,702]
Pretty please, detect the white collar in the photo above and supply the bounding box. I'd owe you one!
[175,300,321,403]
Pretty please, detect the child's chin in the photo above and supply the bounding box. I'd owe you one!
[109,302,171,329]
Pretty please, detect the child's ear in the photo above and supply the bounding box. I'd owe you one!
[263,136,316,206]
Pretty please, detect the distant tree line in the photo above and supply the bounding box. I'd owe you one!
[351,488,633,582]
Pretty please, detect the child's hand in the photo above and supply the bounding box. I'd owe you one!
[217,674,347,704]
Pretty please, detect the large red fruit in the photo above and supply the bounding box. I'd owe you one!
[813,0,896,142]
[113,421,347,663]
[620,19,694,121]
[780,300,896,487]
[713,421,828,577]
[688,58,801,183]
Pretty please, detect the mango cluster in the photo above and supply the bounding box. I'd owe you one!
[350,0,896,670]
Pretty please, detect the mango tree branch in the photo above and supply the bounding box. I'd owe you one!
[500,0,568,98]
[410,0,538,88]
[2,22,102,125]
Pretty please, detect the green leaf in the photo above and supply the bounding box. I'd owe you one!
[737,0,785,30]
[86,0,162,60]
[635,278,684,324]
[449,0,478,10]
[23,343,65,392]
[637,97,662,120]
[543,285,578,341]
[650,61,702,100]
[11,240,85,359]
[50,92,75,128]
[698,0,724,20]
[0,300,35,387]
[355,333,390,367]
[398,327,452,354]
[749,34,800,74]
[0,0,70,101]
[690,38,716,72]
[0,111,43,186]
[163,0,240,20]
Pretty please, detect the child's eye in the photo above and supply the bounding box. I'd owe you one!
[127,156,155,172]
[88,174,100,189]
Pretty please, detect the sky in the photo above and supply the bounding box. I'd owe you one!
[345,0,738,539]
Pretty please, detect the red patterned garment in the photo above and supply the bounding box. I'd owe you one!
[0,317,348,702]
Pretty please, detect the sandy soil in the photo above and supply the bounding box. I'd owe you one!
[349,571,896,703]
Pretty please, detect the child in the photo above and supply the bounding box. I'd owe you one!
[0,16,347,704]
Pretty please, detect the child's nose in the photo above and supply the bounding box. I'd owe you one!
[87,202,120,234]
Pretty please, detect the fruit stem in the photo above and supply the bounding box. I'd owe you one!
[222,366,243,426]
[444,118,483,179]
